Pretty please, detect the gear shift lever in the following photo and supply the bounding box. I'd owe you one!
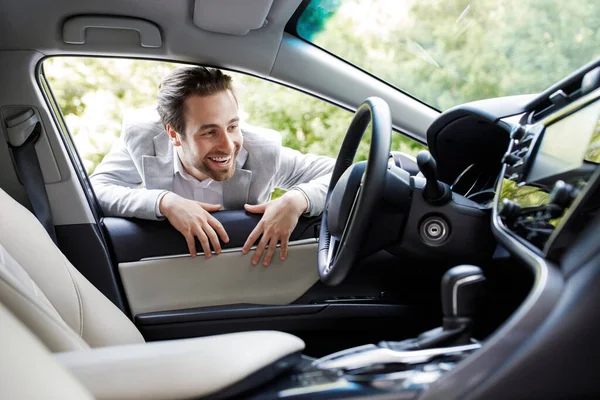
[442,265,486,319]
[380,265,485,351]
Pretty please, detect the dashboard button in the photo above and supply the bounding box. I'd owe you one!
[549,180,575,209]
[510,125,527,141]
[499,199,521,219]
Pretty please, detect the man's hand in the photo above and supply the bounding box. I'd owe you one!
[242,190,308,266]
[159,192,229,258]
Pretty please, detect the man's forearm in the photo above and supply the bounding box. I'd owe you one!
[91,180,165,220]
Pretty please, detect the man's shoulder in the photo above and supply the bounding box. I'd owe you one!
[241,124,282,152]
[121,107,167,146]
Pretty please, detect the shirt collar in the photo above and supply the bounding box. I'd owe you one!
[173,146,248,184]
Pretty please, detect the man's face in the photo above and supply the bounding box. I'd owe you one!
[168,90,243,181]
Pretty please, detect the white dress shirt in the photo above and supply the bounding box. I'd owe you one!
[156,146,248,217]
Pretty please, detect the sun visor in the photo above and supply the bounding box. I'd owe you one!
[193,0,274,36]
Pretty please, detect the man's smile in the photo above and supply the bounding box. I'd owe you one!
[207,155,233,167]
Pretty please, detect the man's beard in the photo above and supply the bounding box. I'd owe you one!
[191,146,240,182]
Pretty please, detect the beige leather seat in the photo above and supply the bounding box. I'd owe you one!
[0,303,94,399]
[0,187,304,399]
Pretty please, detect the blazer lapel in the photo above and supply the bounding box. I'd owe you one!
[142,132,174,191]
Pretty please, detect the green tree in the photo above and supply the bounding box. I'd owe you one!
[301,0,600,110]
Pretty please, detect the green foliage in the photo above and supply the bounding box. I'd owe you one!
[301,0,600,111]
[44,57,424,175]
[585,118,600,163]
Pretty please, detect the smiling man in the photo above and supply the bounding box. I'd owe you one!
[90,66,334,266]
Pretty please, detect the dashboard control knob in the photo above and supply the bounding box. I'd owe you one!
[549,180,575,209]
[417,151,450,204]
[510,125,527,141]
[499,199,521,219]
[502,152,522,166]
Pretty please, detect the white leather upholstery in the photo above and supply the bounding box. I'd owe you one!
[120,242,319,315]
[0,187,306,398]
[57,330,304,399]
[0,188,144,351]
[0,243,89,351]
[0,303,93,399]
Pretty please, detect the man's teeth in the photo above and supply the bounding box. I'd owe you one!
[209,156,231,162]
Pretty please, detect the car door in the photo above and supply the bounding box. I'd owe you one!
[39,57,439,356]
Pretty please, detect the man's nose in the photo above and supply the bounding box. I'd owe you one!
[216,130,234,153]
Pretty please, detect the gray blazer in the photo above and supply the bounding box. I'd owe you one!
[90,110,335,220]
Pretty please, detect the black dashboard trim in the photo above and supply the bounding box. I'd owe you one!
[544,166,600,261]
[420,164,564,400]
[525,58,600,121]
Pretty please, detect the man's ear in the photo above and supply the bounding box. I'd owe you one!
[166,124,182,147]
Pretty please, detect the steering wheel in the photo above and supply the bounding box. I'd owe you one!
[318,97,392,286]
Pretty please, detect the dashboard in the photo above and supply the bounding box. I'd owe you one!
[425,63,600,267]
[498,89,600,254]
[411,62,600,400]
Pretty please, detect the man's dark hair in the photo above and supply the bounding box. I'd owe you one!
[157,66,234,136]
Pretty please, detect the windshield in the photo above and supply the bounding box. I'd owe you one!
[296,0,600,111]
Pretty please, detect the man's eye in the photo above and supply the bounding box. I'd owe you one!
[228,125,239,132]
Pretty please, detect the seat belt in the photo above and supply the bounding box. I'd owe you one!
[5,109,58,244]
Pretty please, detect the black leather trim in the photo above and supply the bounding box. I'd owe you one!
[56,223,129,313]
[136,303,432,351]
[136,304,328,325]
[102,210,321,262]
[207,352,303,400]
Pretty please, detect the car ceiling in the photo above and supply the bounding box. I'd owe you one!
[0,0,299,75]
[0,0,438,141]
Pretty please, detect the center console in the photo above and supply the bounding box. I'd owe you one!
[241,265,485,399]
[244,64,600,400]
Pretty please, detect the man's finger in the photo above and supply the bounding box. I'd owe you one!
[244,203,267,214]
[194,229,212,258]
[184,233,197,258]
[199,202,222,212]
[252,235,269,266]
[202,222,222,255]
[280,237,289,261]
[262,237,278,267]
[243,223,263,254]
[207,214,229,243]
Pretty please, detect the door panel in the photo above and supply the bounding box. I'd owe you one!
[103,210,443,356]
[119,240,319,315]
[103,211,322,316]
[102,212,320,262]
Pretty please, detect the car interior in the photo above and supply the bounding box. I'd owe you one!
[0,0,599,399]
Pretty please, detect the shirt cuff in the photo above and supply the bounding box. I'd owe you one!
[291,188,311,216]
[155,191,169,219]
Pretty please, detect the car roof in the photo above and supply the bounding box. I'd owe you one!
[0,0,437,141]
